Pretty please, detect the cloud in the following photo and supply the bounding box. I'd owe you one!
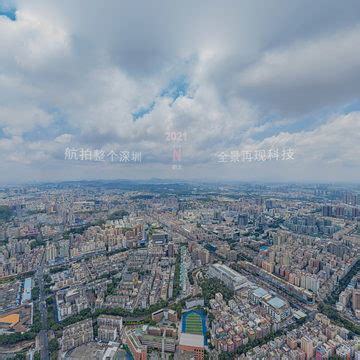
[258,112,360,162]
[0,9,70,71]
[236,25,360,114]
[0,105,52,136]
[0,0,360,182]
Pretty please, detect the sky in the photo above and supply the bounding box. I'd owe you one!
[1,0,360,184]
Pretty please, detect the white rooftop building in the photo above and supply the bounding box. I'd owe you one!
[208,263,248,291]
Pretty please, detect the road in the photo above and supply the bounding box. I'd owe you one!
[36,254,49,360]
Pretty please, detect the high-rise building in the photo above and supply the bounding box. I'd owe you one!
[45,242,57,262]
[58,239,70,258]
[237,214,248,227]
[353,289,360,314]
[301,336,314,359]
[168,242,174,257]
[335,206,345,217]
[61,319,94,352]
[322,205,333,217]
[199,249,210,264]
[97,315,123,342]
[265,200,273,210]
[344,193,358,206]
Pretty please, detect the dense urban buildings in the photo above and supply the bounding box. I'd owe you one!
[0,181,360,359]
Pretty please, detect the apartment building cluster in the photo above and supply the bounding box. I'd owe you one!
[254,231,360,299]
[97,315,123,342]
[285,215,340,236]
[322,204,360,220]
[336,274,360,321]
[209,280,292,353]
[51,251,128,290]
[56,279,110,321]
[61,318,94,353]
[0,237,44,278]
[238,313,360,359]
[68,222,143,259]
[105,247,176,310]
[188,241,211,267]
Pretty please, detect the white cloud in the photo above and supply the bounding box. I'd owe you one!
[254,112,360,170]
[0,9,70,71]
[0,105,52,136]
[237,26,360,113]
[0,0,360,182]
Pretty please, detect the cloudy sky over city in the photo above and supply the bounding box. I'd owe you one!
[1,0,360,184]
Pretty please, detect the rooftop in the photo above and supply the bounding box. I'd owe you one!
[212,263,247,282]
[179,332,204,348]
[267,297,286,309]
[253,287,269,298]
[0,314,20,325]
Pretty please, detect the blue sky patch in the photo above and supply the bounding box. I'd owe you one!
[341,99,360,114]
[132,101,155,121]
[0,3,16,21]
[23,108,80,142]
[132,76,189,120]
[161,75,189,101]
[252,100,360,142]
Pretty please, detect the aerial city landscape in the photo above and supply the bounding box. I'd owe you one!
[1,181,360,359]
[1,0,360,359]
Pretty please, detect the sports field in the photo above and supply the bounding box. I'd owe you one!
[184,312,203,335]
